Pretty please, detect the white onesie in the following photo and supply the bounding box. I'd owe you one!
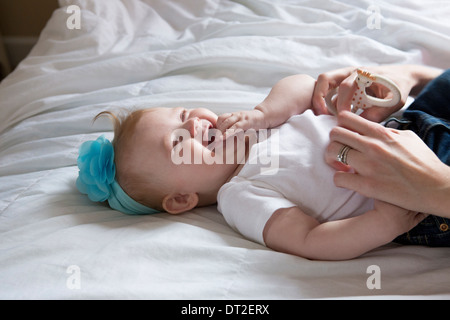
[217,110,374,245]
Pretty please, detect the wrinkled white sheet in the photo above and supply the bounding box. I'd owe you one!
[0,0,449,299]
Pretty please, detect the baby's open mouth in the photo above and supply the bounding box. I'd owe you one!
[200,120,217,148]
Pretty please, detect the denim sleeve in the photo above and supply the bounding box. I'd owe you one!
[402,69,450,166]
[405,69,450,119]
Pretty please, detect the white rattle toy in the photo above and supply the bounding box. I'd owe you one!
[325,69,401,115]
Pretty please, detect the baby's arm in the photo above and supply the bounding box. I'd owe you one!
[263,201,426,260]
[217,74,316,132]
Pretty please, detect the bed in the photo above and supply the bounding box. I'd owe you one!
[1,0,449,300]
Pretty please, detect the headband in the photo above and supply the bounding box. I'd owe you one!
[76,135,160,215]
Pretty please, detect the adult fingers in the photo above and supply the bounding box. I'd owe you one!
[333,170,369,195]
[336,111,388,138]
[335,73,358,113]
[359,106,397,123]
[329,122,370,153]
[333,168,386,201]
[312,67,356,115]
[325,140,369,174]
[325,141,352,171]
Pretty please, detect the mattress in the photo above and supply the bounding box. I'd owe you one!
[0,0,449,300]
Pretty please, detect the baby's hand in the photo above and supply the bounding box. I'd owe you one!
[216,109,268,134]
[374,200,427,236]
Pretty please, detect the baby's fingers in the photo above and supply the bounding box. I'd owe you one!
[217,112,251,133]
[216,113,231,128]
[217,113,239,132]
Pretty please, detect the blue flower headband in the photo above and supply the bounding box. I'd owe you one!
[76,135,159,215]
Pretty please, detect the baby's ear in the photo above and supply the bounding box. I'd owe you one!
[162,193,199,214]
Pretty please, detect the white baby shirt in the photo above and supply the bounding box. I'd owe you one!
[217,110,374,245]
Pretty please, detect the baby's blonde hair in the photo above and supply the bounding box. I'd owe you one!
[95,109,165,211]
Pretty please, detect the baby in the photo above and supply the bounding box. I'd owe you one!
[77,74,424,260]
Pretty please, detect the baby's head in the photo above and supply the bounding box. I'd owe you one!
[77,107,241,215]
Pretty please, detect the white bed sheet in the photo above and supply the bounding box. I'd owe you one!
[1,0,450,299]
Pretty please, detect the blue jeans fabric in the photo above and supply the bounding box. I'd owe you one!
[393,69,450,247]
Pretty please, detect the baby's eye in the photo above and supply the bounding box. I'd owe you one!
[180,109,187,122]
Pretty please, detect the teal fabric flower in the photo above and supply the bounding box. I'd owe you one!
[76,135,159,215]
[76,135,116,202]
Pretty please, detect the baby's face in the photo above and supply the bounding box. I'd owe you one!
[131,107,241,197]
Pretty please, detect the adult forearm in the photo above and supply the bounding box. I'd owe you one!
[408,65,444,96]
[423,164,450,218]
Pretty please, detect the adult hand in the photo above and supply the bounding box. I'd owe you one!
[325,111,450,217]
[313,65,417,122]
